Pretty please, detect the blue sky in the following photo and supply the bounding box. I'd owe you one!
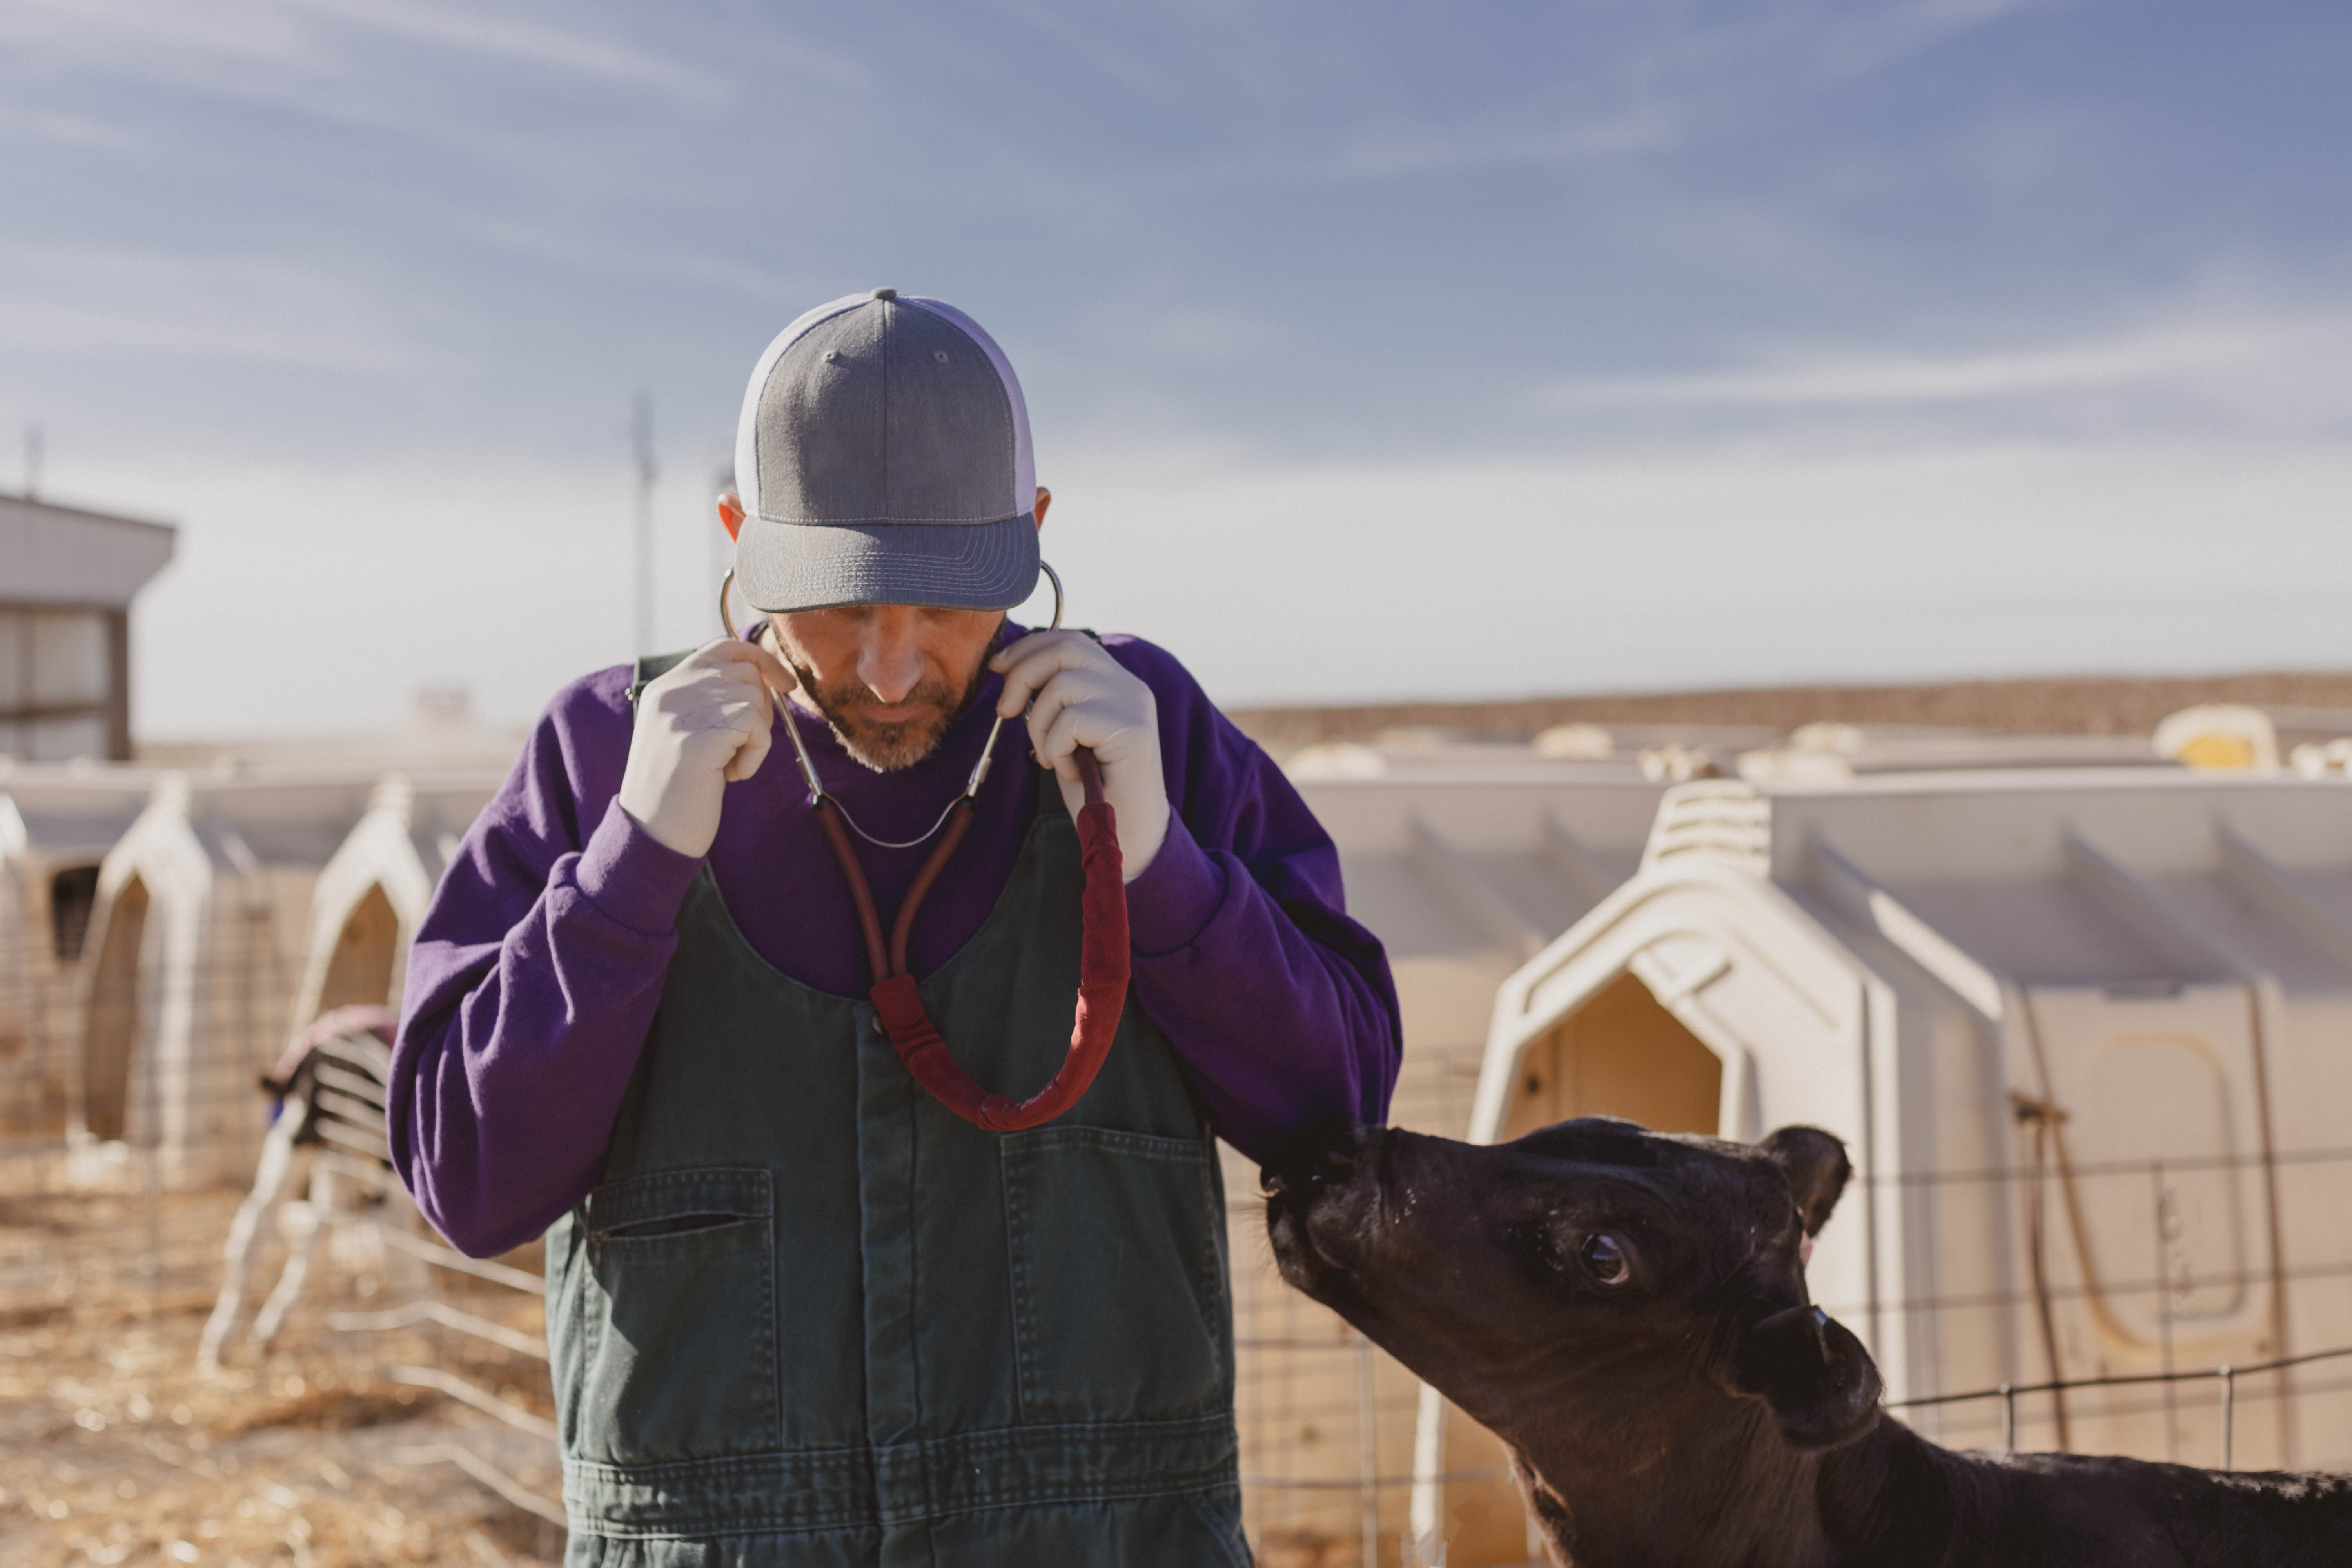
[2,0,2348,734]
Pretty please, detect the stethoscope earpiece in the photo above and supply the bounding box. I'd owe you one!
[1040,560,1065,631]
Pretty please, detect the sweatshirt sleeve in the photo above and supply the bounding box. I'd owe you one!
[387,669,703,1257]
[1107,637,1403,1165]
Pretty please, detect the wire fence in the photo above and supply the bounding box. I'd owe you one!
[1884,1342,2352,1471]
[1799,1126,2352,1470]
[13,851,2352,1566]
[0,848,568,1563]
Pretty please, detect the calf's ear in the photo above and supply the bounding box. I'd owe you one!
[1733,1304,1883,1451]
[1760,1125,1852,1236]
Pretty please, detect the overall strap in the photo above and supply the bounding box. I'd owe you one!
[625,649,695,707]
[1033,767,1065,822]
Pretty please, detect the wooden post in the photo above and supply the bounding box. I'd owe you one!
[105,607,131,760]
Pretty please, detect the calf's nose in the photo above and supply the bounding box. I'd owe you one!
[1261,1118,1379,1198]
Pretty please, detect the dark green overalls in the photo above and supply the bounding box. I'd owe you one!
[545,725,1248,1565]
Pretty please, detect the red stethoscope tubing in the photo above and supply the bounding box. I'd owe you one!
[829,752,1128,1132]
[721,572,1129,1131]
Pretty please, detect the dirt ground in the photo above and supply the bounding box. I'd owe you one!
[0,1187,564,1568]
[1229,668,2352,751]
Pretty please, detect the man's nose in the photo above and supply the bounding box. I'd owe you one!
[858,612,925,704]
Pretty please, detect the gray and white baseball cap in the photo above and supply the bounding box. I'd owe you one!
[732,288,1039,614]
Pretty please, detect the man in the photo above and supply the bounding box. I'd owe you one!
[391,288,1400,1565]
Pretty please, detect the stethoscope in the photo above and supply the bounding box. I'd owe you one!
[719,561,1065,849]
[717,563,1127,1132]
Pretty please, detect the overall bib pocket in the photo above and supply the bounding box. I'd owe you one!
[1001,1126,1227,1424]
[560,1167,778,1465]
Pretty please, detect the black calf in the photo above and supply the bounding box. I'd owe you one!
[1265,1116,2352,1568]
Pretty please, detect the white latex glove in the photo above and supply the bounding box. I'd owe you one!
[992,630,1170,883]
[618,638,799,858]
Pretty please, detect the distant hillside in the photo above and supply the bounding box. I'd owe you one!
[1227,670,2352,753]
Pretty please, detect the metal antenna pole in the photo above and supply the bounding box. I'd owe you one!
[632,394,657,656]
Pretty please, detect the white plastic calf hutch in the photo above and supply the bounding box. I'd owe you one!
[0,764,160,1144]
[75,774,376,1187]
[1414,768,2352,1561]
[287,773,501,1034]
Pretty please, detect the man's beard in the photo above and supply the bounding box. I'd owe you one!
[786,653,992,773]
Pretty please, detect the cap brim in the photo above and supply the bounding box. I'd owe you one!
[735,512,1040,614]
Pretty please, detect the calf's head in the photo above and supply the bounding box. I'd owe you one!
[1265,1118,1882,1468]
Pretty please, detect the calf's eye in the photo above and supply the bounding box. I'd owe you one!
[1579,1233,1631,1287]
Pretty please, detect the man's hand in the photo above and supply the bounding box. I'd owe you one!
[619,639,799,858]
[993,631,1170,882]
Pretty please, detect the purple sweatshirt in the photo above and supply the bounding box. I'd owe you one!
[390,628,1401,1258]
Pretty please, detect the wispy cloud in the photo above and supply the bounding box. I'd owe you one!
[1543,316,2352,414]
[0,0,766,98]
[1073,279,1291,365]
[1333,105,1675,176]
[0,102,138,150]
[0,243,422,369]
[277,0,697,91]
[0,0,328,73]
[1817,0,2079,80]
[0,300,409,367]
[1245,0,2074,185]
[464,218,806,303]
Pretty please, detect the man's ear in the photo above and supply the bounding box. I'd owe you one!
[1760,1125,1853,1236]
[1732,1305,1882,1451]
